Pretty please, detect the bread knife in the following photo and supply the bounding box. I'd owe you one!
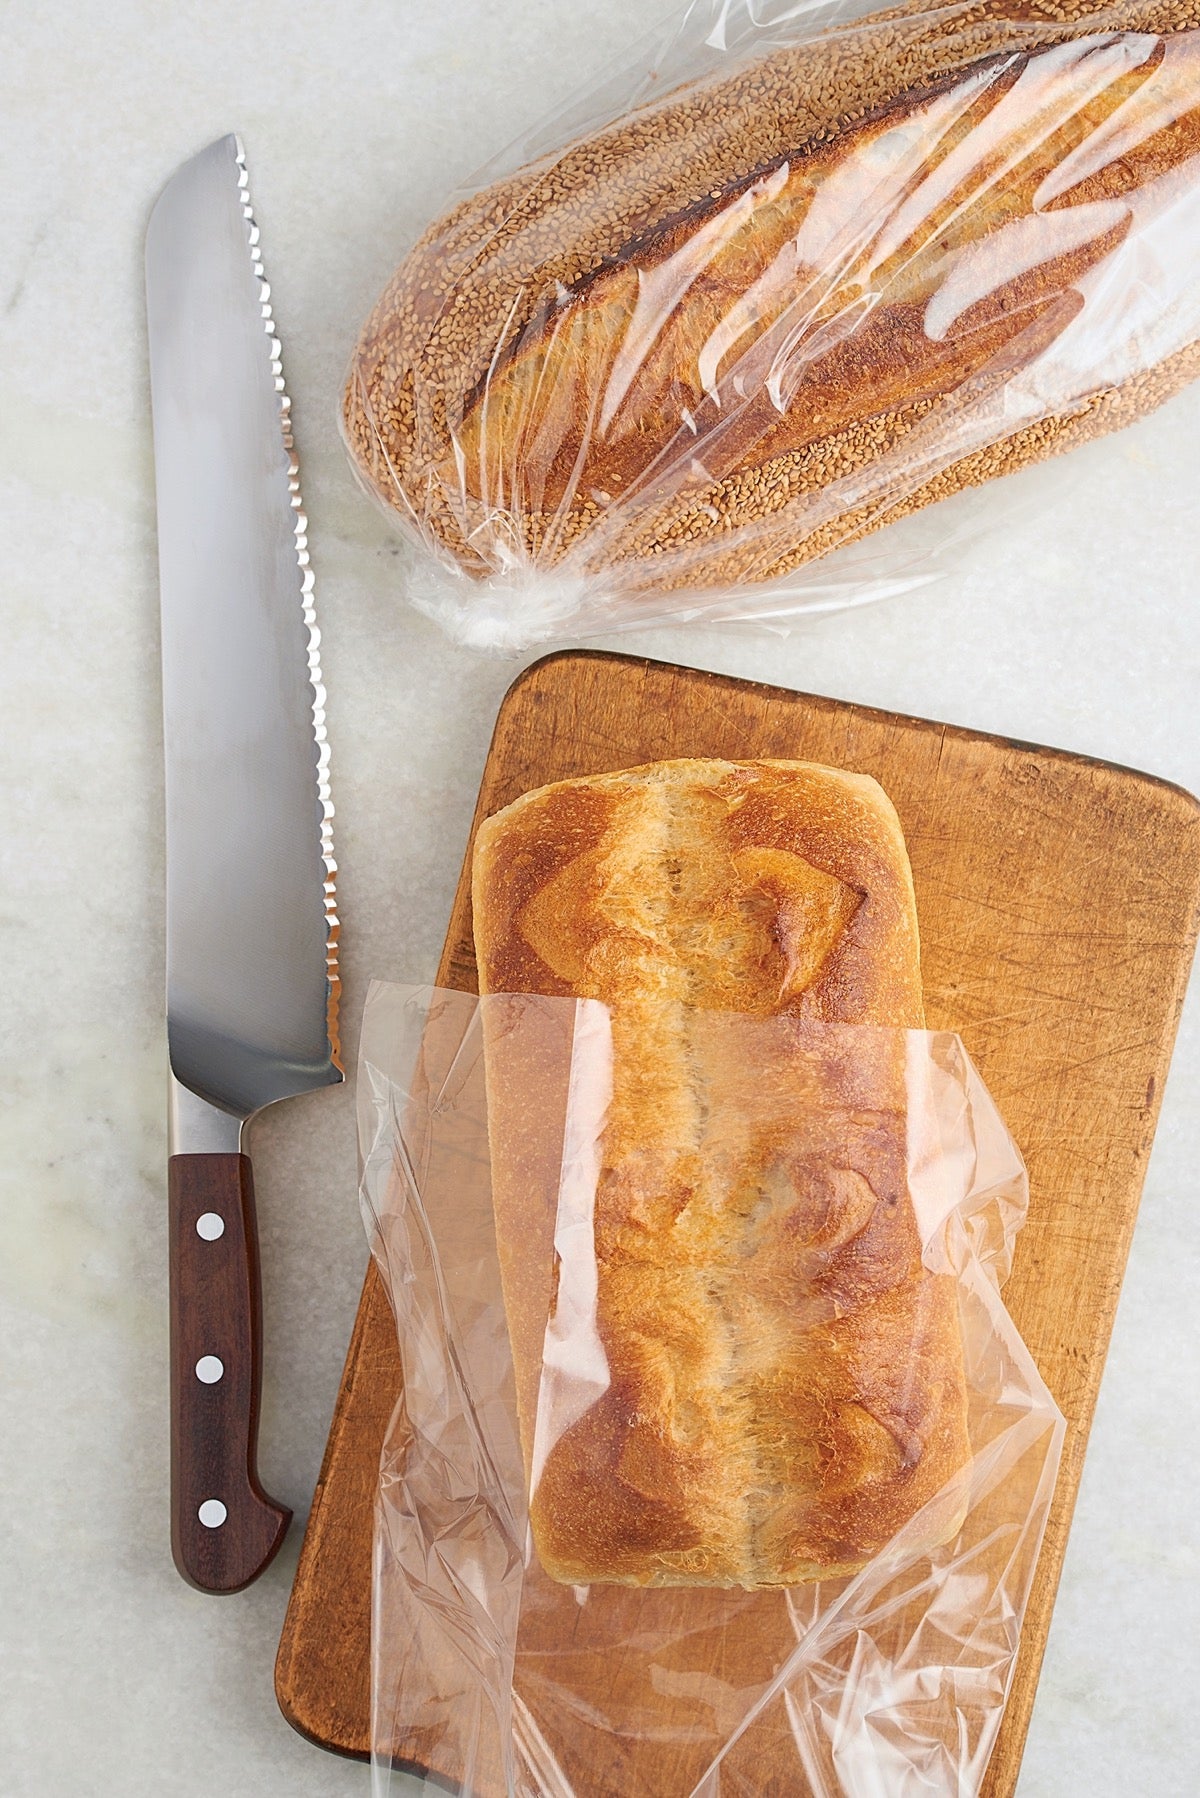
[146,136,341,1593]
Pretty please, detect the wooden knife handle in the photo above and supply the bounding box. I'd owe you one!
[168,1153,291,1592]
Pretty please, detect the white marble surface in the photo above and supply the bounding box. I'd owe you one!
[2,1,1199,1792]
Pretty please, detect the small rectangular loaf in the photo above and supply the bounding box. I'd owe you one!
[471,759,969,1587]
[348,1,1200,614]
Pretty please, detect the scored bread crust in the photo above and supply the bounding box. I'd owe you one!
[471,759,970,1587]
[347,0,1200,603]
[450,34,1200,525]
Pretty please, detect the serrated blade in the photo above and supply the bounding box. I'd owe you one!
[147,135,340,1118]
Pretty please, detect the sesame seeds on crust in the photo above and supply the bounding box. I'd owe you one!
[344,0,1200,611]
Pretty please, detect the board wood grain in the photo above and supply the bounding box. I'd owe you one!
[275,651,1200,1794]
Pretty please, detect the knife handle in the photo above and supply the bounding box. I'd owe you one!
[168,1153,291,1592]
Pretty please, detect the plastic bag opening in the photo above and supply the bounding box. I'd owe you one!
[360,983,1063,1798]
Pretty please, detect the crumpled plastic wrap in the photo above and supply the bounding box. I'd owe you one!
[344,0,1200,650]
[359,984,1064,1798]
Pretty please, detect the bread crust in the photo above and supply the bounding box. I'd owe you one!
[472,759,970,1586]
[347,3,1200,601]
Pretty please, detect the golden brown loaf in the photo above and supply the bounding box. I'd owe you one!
[472,759,969,1587]
[347,2,1200,605]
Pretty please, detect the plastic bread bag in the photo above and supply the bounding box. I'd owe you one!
[359,983,1064,1798]
[343,0,1200,651]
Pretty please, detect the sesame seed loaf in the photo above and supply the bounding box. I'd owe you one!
[346,1,1200,610]
[472,759,970,1587]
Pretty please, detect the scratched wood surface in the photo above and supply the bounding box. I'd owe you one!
[276,650,1200,1794]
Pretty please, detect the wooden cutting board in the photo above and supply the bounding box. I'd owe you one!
[276,650,1200,1794]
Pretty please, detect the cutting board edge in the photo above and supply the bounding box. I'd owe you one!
[274,1252,385,1763]
[508,649,1200,819]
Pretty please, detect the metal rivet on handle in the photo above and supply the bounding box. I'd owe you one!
[196,1212,225,1240]
[198,1499,227,1529]
[195,1356,224,1384]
